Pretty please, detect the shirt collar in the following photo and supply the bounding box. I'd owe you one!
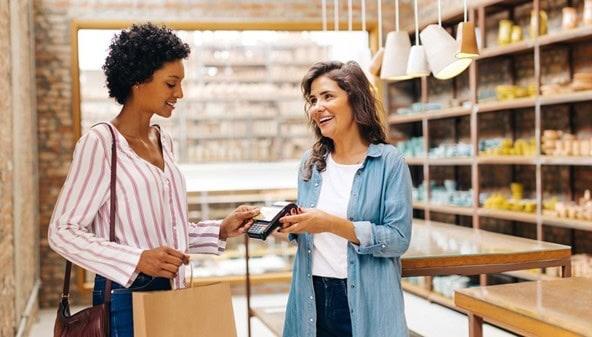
[366,143,384,158]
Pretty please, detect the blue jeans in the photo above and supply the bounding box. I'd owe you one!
[313,276,353,337]
[93,274,171,337]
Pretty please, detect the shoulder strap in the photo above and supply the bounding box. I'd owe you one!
[61,122,117,305]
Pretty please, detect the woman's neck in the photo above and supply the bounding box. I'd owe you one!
[331,132,369,165]
[112,104,153,139]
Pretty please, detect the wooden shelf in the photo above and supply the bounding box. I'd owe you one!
[477,156,536,165]
[540,156,592,166]
[413,201,428,210]
[428,157,473,165]
[388,113,425,124]
[477,97,536,112]
[539,90,592,106]
[537,26,592,48]
[430,204,474,216]
[426,106,472,120]
[412,201,473,215]
[478,40,534,60]
[405,157,427,165]
[477,208,537,223]
[542,215,592,232]
[389,2,592,288]
[389,106,471,125]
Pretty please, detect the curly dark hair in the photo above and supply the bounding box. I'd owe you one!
[102,23,191,105]
[301,61,388,181]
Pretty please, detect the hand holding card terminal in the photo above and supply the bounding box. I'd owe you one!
[246,202,298,240]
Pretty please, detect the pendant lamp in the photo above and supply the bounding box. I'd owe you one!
[420,0,471,79]
[456,0,479,58]
[381,0,412,80]
[369,0,384,76]
[406,0,430,77]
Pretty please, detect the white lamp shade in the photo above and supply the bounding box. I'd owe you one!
[406,45,430,77]
[380,31,413,81]
[420,24,472,80]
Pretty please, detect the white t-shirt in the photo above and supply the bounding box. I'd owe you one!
[312,154,362,279]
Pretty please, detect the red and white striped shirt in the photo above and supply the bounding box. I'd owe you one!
[48,123,225,289]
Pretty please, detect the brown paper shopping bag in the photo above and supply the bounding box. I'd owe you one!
[132,282,237,337]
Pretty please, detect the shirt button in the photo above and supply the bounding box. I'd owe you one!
[309,296,314,300]
[310,203,315,207]
[307,250,311,254]
[314,183,319,187]
[351,284,355,288]
[307,273,311,277]
[309,318,314,322]
[381,244,386,248]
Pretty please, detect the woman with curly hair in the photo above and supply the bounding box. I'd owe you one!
[48,23,258,336]
[279,61,412,337]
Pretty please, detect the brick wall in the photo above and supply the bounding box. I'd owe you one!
[0,1,17,335]
[0,0,38,336]
[34,0,405,308]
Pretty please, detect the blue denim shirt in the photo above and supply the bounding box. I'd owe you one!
[283,143,412,337]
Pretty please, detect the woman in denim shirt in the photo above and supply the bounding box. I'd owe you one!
[280,61,412,337]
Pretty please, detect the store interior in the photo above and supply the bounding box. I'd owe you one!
[2,0,592,336]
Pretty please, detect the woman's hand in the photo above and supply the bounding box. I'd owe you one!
[136,246,189,279]
[279,208,334,234]
[220,205,260,240]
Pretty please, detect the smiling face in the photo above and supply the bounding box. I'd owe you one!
[133,59,185,118]
[307,75,359,142]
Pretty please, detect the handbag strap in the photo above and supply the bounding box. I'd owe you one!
[60,122,117,305]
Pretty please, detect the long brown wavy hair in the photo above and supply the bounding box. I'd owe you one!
[301,60,388,181]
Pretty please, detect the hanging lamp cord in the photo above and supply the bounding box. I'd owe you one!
[377,0,383,45]
[362,0,366,32]
[414,0,420,45]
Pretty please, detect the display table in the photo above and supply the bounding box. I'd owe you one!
[455,277,592,337]
[402,220,572,277]
[247,219,572,336]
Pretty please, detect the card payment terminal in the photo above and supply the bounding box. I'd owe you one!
[247,201,298,240]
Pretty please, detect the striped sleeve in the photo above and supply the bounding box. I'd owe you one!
[187,219,226,254]
[47,129,143,287]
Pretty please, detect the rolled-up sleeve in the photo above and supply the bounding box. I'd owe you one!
[48,131,143,288]
[352,154,412,258]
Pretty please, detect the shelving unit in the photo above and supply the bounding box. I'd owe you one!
[390,0,592,304]
[78,30,339,163]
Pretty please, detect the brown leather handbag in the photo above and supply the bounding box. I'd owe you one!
[54,123,118,337]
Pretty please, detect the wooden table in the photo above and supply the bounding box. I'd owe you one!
[455,277,592,337]
[247,219,572,337]
[402,220,572,277]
